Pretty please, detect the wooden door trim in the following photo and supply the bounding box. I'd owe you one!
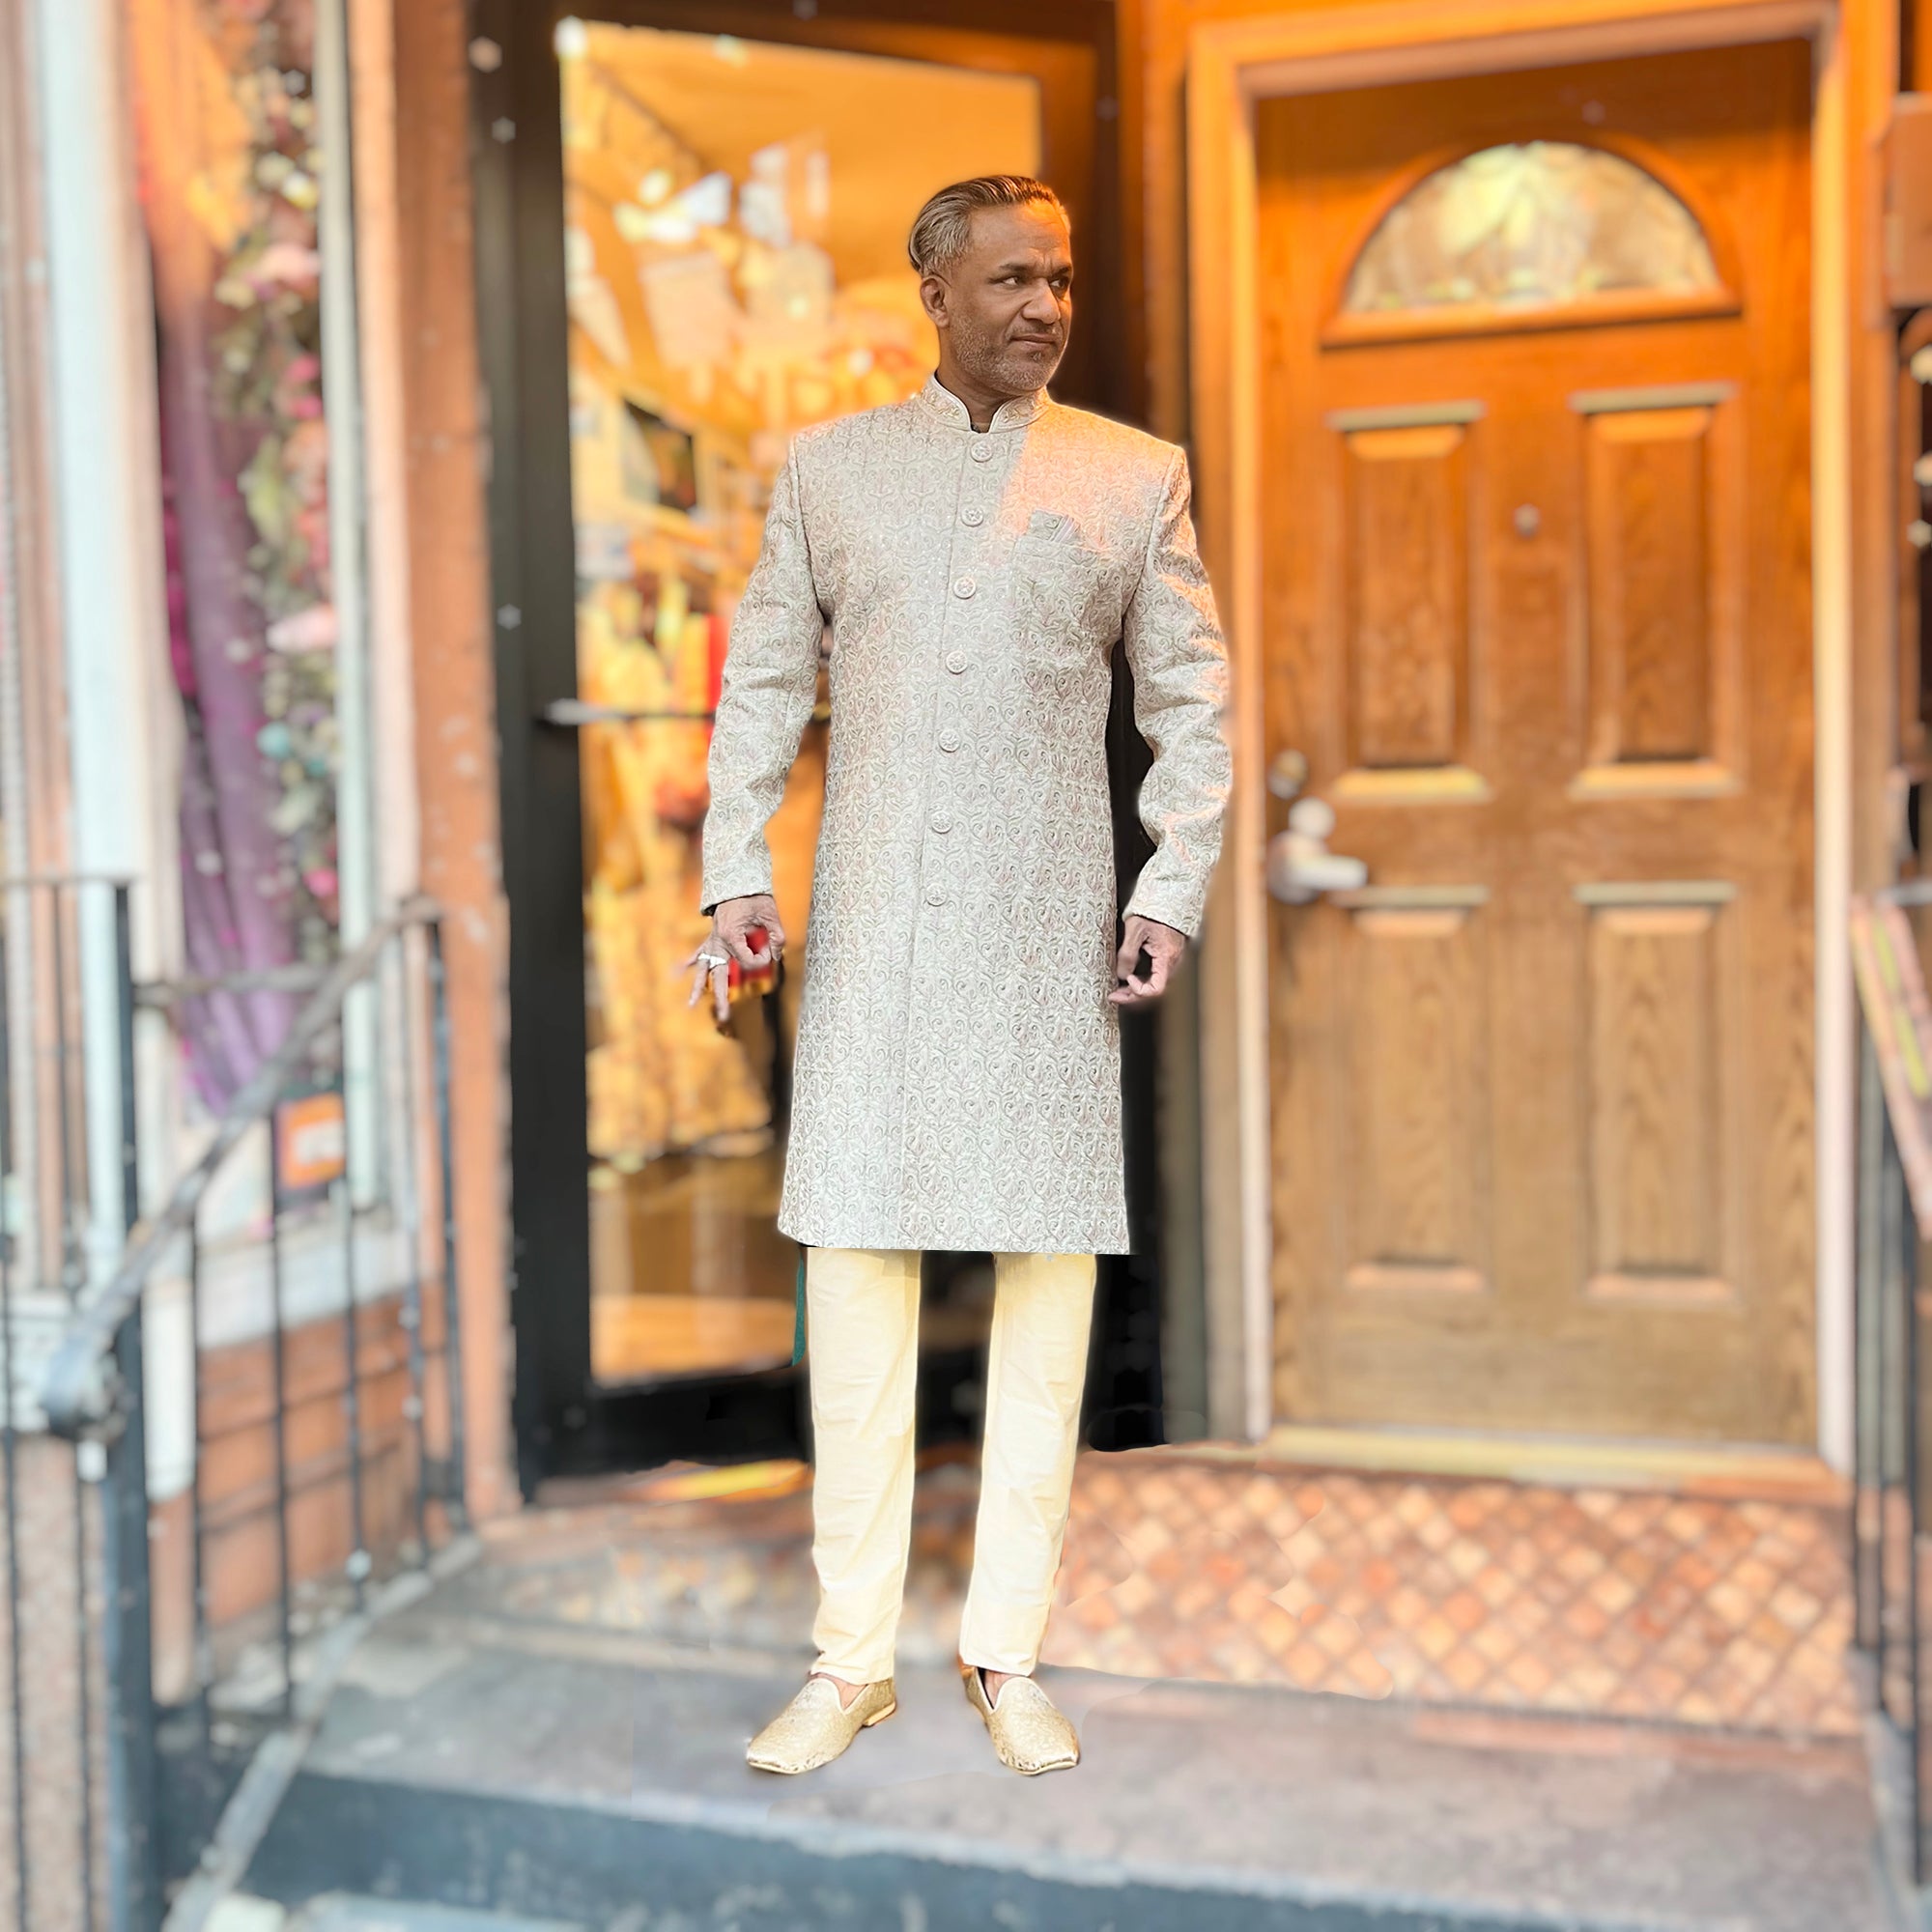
[1259,1425,1846,1504]
[1184,0,1847,1456]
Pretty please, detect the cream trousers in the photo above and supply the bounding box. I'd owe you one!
[805,1245,1096,1684]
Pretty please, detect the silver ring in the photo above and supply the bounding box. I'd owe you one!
[696,952,729,970]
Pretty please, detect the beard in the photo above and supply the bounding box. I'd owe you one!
[952,317,1066,397]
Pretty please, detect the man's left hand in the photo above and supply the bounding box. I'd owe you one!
[1110,916,1186,1008]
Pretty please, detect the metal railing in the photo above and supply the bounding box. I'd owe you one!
[0,887,468,1932]
[0,875,137,1932]
[1852,883,1932,1889]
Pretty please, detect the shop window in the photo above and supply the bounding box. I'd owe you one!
[126,1,405,1394]
[556,20,1041,1382]
[138,5,345,1110]
[1341,141,1720,326]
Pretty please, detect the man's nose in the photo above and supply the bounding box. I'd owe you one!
[1020,282,1064,325]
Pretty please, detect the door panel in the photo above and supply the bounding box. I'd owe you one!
[1583,406,1716,762]
[1260,41,1814,1446]
[1583,895,1727,1293]
[1343,423,1473,772]
[1577,385,1745,786]
[1344,901,1491,1296]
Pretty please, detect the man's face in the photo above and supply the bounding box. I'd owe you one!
[923,201,1073,396]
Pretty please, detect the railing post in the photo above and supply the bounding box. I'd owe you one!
[0,899,30,1931]
[1906,1119,1926,1889]
[1856,1021,1885,1652]
[100,885,160,1932]
[427,919,469,1527]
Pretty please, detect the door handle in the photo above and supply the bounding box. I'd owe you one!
[538,698,831,726]
[539,698,716,725]
[1264,750,1367,904]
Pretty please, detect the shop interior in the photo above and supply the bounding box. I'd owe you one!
[556,22,1046,1386]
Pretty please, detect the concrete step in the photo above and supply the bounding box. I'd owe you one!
[227,1605,1903,1932]
[209,1896,586,1932]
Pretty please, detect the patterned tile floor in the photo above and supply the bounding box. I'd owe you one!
[495,1445,1859,1739]
[1051,1455,1858,1735]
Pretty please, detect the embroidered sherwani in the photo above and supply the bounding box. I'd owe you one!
[701,375,1231,1254]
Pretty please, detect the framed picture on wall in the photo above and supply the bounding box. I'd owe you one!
[618,399,700,512]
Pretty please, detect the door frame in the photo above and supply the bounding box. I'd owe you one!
[1184,0,1854,1464]
[469,0,1145,1490]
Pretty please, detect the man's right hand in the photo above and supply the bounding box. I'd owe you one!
[685,894,786,1024]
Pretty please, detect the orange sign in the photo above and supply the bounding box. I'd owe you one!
[276,1091,346,1192]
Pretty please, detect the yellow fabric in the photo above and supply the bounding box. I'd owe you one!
[805,1245,1096,1682]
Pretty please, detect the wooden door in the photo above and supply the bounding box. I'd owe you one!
[1261,42,1815,1446]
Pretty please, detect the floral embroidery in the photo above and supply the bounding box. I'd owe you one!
[703,376,1231,1253]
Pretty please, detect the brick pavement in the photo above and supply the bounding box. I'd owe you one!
[503,1443,1860,1738]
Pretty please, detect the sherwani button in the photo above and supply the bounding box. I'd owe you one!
[971,442,993,464]
[961,506,984,526]
[931,815,953,834]
[939,729,960,753]
[925,887,946,907]
[946,652,967,673]
[952,575,976,599]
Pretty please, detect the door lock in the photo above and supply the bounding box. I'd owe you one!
[1266,748,1310,800]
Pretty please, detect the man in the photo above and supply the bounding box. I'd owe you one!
[690,175,1230,1776]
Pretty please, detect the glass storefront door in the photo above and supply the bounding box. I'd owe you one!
[479,0,1127,1481]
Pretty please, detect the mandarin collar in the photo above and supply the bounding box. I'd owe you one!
[916,372,1047,433]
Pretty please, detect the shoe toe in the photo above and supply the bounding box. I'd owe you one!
[969,1673,1081,1776]
[746,1677,893,1775]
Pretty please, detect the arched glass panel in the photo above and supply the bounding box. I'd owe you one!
[1343,141,1719,317]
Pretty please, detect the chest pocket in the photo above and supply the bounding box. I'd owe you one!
[1008,530,1118,669]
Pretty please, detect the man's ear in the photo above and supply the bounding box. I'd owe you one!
[919,271,950,330]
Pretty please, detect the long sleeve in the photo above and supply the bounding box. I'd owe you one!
[1120,449,1233,939]
[700,445,825,912]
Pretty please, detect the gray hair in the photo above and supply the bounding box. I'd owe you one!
[906,175,1067,277]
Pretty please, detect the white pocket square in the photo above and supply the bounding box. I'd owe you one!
[1025,510,1078,543]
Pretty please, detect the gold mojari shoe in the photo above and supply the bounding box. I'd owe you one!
[745,1675,896,1775]
[961,1666,1081,1776]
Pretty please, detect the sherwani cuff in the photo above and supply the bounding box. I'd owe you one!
[1122,883,1203,942]
[700,862,774,916]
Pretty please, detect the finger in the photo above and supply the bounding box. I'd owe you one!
[721,928,761,970]
[683,945,714,1006]
[1143,946,1173,999]
[1115,933,1142,983]
[711,958,731,1024]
